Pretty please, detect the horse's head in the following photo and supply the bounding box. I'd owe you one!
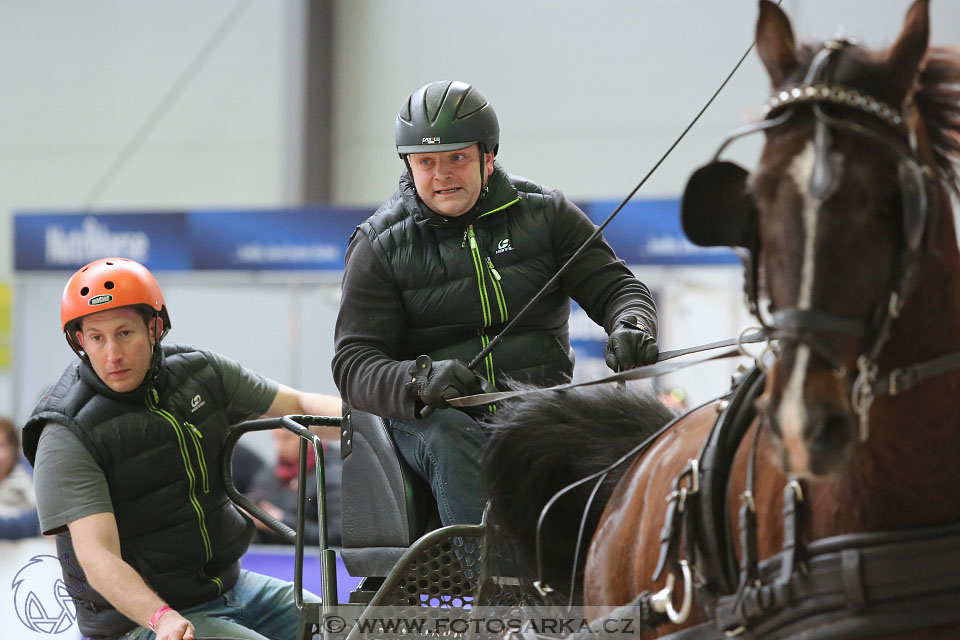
[684,0,939,478]
[752,0,934,478]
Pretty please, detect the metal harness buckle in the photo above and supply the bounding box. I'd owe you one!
[666,459,700,513]
[888,368,902,396]
[851,356,877,441]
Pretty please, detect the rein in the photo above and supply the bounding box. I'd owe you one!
[448,331,765,408]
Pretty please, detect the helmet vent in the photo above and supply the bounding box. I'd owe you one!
[104,281,115,290]
[105,261,114,265]
[80,287,89,296]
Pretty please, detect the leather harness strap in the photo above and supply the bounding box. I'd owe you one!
[868,349,960,397]
[659,521,960,640]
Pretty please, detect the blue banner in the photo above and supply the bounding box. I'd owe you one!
[15,200,736,271]
[188,208,368,270]
[14,209,371,272]
[584,198,739,265]
[14,212,191,271]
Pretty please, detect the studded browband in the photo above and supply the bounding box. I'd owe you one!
[762,82,905,129]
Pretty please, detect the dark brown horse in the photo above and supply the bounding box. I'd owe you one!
[484,1,960,637]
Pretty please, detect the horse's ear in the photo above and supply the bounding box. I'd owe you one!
[885,0,930,102]
[756,0,799,87]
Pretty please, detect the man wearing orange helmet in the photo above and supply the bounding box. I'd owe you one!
[22,258,340,640]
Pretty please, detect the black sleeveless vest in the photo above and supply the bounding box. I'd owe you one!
[23,344,253,639]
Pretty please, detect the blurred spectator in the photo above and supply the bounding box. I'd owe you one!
[231,441,266,495]
[248,426,342,547]
[0,416,41,539]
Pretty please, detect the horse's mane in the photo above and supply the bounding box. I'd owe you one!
[482,383,674,604]
[916,46,960,196]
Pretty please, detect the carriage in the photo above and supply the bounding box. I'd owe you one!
[224,409,526,640]
[229,1,960,638]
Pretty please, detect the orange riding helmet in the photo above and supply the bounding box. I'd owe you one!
[61,257,171,358]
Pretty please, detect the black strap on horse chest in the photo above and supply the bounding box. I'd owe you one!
[694,367,767,596]
[656,521,960,640]
[652,365,766,594]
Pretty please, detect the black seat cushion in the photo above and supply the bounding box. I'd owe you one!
[340,407,440,576]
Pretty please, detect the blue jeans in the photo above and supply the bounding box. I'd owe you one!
[389,409,487,526]
[119,570,318,640]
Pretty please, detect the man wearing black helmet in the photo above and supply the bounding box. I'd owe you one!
[333,80,659,525]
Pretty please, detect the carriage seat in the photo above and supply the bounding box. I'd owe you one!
[339,407,441,577]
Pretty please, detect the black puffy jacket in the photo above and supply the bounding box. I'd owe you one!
[332,163,658,420]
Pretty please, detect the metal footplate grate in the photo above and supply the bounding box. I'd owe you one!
[355,524,486,609]
[342,522,541,639]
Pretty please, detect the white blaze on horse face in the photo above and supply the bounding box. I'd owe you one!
[778,142,825,472]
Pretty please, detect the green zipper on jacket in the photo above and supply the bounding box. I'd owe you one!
[478,332,497,413]
[466,226,493,327]
[185,422,210,494]
[464,195,520,413]
[145,389,222,593]
[485,256,508,322]
[465,195,520,327]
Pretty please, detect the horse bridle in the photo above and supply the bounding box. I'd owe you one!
[682,40,945,440]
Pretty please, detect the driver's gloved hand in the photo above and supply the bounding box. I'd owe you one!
[604,315,659,372]
[406,356,495,415]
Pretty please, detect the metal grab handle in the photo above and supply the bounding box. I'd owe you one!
[222,415,342,543]
[223,418,296,543]
[223,414,342,614]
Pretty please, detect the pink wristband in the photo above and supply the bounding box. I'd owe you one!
[148,605,173,630]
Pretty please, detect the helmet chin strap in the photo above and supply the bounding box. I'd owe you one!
[471,144,493,211]
[145,311,164,383]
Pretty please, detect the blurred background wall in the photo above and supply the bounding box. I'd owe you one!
[3,0,958,426]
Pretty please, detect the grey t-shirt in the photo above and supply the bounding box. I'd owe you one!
[33,350,279,535]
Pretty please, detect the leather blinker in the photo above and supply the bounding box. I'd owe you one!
[681,160,759,251]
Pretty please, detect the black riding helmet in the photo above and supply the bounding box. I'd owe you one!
[396,81,500,218]
[395,80,500,157]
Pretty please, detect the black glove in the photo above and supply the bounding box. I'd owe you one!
[604,315,659,372]
[406,356,494,415]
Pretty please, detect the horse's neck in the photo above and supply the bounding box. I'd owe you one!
[812,197,960,535]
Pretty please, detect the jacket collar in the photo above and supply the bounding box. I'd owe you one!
[78,346,167,404]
